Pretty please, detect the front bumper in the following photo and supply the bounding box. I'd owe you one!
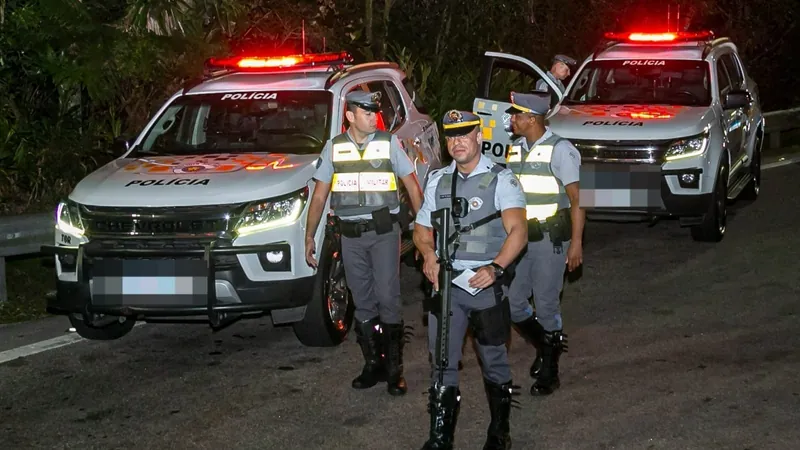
[41,243,315,325]
[580,163,711,217]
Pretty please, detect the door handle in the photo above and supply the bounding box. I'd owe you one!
[475,111,492,116]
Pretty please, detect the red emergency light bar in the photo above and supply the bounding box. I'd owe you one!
[604,31,714,42]
[206,51,353,71]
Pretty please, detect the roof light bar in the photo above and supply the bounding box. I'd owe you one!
[205,51,353,72]
[604,31,714,42]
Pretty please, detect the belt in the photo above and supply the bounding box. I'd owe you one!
[338,214,400,234]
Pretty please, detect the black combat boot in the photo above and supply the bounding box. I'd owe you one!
[530,330,568,396]
[351,318,386,389]
[383,321,408,396]
[513,316,545,378]
[421,384,461,449]
[483,379,513,450]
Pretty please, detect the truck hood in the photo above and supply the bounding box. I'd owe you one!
[70,153,319,207]
[549,104,715,140]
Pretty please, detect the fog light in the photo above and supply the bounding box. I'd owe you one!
[265,251,284,264]
[681,173,696,184]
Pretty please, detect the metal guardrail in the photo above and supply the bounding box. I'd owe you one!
[764,106,800,150]
[0,107,797,302]
[0,212,53,302]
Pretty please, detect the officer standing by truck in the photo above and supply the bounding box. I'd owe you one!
[414,110,527,449]
[504,91,585,397]
[535,54,577,95]
[304,90,424,397]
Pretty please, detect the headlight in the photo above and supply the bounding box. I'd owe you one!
[665,131,709,161]
[234,187,308,236]
[56,200,84,236]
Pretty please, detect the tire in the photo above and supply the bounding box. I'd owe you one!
[740,134,762,201]
[292,236,354,347]
[691,160,728,242]
[68,314,135,340]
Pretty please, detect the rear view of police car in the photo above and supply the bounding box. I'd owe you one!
[43,51,441,345]
[474,31,763,242]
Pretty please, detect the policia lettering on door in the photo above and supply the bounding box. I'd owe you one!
[303,90,424,397]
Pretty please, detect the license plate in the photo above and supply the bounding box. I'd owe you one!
[91,259,209,306]
[579,163,664,208]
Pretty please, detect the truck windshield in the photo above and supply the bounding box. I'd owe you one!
[564,60,711,107]
[137,90,333,156]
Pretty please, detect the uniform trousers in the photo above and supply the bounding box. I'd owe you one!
[427,281,512,386]
[340,222,402,325]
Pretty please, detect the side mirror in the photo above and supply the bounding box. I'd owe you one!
[723,90,750,110]
[111,136,131,157]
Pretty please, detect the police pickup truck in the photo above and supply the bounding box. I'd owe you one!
[42,51,441,345]
[473,30,763,242]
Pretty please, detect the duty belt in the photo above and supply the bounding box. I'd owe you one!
[338,214,400,237]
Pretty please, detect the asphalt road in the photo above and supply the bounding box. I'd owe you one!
[2,163,799,450]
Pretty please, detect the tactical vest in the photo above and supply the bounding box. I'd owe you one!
[329,131,400,216]
[434,165,507,262]
[506,133,570,222]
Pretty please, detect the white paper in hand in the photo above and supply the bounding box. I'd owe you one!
[452,269,483,296]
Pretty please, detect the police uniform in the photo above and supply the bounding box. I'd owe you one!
[312,90,417,396]
[418,111,526,449]
[535,54,577,94]
[504,92,581,396]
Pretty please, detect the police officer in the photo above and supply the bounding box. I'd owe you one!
[304,90,424,396]
[415,110,528,449]
[535,54,577,95]
[503,91,584,396]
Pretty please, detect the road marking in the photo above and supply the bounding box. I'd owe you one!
[0,322,145,365]
[763,154,800,170]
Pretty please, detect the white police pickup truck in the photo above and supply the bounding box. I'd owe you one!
[42,51,441,345]
[473,30,764,242]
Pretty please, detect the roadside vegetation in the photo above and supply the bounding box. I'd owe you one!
[0,0,797,323]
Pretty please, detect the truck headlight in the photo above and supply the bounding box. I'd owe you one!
[665,131,709,161]
[234,186,309,236]
[56,200,84,236]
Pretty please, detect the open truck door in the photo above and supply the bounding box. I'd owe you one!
[472,52,564,164]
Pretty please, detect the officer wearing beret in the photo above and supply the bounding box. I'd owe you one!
[535,54,577,94]
[305,90,424,397]
[504,91,584,397]
[415,110,528,449]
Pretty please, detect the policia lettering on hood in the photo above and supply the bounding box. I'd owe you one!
[125,179,210,187]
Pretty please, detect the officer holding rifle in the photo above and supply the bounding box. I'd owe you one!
[414,110,527,449]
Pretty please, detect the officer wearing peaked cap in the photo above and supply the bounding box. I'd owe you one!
[535,54,577,94]
[504,91,585,397]
[305,89,424,397]
[415,110,528,449]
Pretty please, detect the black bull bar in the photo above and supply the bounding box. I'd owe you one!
[40,242,283,327]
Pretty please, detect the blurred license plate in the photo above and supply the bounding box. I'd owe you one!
[91,259,208,306]
[579,163,664,208]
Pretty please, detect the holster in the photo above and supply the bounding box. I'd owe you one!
[527,218,545,242]
[545,209,572,246]
[371,207,394,235]
[469,286,511,347]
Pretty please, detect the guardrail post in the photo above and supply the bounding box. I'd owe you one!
[0,256,6,303]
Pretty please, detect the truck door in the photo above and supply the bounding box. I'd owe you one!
[472,52,564,164]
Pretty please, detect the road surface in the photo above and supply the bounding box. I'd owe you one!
[1,163,799,450]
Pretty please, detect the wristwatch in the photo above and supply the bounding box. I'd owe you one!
[489,262,505,278]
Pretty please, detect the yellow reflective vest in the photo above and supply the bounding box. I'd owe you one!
[506,134,568,221]
[329,131,400,216]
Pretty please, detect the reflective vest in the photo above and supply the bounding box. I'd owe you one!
[506,134,569,221]
[329,131,400,216]
[434,165,506,262]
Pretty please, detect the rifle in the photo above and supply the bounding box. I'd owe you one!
[430,207,454,386]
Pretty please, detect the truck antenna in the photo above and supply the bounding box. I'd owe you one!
[302,20,306,54]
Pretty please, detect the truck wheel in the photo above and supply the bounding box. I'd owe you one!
[68,314,135,340]
[292,237,354,347]
[740,137,761,200]
[691,161,728,242]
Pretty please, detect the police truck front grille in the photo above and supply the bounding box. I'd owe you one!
[79,203,244,237]
[572,139,673,164]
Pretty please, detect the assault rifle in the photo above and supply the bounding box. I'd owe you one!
[430,207,453,386]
